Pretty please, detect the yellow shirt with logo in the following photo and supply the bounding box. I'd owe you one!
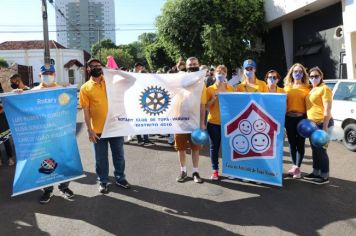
[284,84,310,113]
[206,83,234,125]
[306,83,332,123]
[79,77,108,134]
[236,79,268,92]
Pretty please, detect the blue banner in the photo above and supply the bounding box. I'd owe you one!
[219,93,286,186]
[1,87,84,196]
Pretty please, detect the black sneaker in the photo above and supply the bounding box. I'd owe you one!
[192,172,203,184]
[59,188,74,199]
[116,179,131,189]
[310,177,329,185]
[176,171,188,183]
[303,173,321,180]
[143,141,155,147]
[39,191,53,204]
[98,183,109,194]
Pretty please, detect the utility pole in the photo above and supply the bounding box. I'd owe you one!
[42,0,51,65]
[97,27,101,61]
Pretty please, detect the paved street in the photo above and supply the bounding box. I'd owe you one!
[1,109,356,236]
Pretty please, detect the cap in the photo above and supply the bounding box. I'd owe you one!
[242,59,256,69]
[134,62,143,67]
[86,58,102,67]
[40,64,55,73]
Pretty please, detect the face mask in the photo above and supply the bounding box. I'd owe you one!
[41,75,55,84]
[309,77,320,85]
[11,83,19,89]
[244,70,255,79]
[90,67,103,77]
[187,67,199,72]
[292,71,303,80]
[216,74,226,82]
[267,78,277,86]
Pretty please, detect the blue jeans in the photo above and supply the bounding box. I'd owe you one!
[285,115,306,167]
[207,122,221,171]
[309,119,334,178]
[93,136,126,184]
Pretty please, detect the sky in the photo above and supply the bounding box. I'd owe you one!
[0,0,166,45]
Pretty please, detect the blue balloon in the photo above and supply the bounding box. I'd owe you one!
[311,129,330,147]
[191,128,209,145]
[297,119,318,138]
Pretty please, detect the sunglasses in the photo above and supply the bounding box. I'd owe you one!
[267,76,277,80]
[309,75,320,79]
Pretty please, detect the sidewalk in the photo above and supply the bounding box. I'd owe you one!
[0,110,355,235]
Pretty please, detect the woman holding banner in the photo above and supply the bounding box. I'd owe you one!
[206,65,234,180]
[264,70,284,93]
[236,59,268,93]
[304,67,333,185]
[284,63,310,179]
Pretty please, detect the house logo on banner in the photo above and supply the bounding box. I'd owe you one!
[139,86,171,116]
[225,101,280,160]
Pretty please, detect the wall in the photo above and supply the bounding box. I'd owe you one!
[0,49,85,86]
[293,3,343,78]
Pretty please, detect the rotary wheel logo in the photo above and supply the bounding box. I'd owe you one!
[140,86,171,116]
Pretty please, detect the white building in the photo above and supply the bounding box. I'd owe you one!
[0,40,90,87]
[55,0,116,52]
[263,0,356,80]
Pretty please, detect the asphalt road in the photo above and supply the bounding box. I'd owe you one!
[0,109,355,236]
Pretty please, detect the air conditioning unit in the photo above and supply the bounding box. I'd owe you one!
[334,25,343,40]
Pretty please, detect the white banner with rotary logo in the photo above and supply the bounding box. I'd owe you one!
[101,69,206,138]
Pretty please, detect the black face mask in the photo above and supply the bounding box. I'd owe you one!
[11,83,19,89]
[90,68,103,77]
[187,67,199,72]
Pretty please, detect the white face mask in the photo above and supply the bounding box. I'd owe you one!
[41,75,55,84]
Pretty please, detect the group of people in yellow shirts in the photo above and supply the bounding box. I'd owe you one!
[205,59,333,185]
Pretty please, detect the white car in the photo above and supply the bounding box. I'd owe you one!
[327,80,356,152]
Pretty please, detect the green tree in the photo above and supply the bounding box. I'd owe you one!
[156,0,266,71]
[100,48,135,69]
[145,41,174,71]
[0,58,8,68]
[91,39,117,59]
[138,32,158,46]
[118,41,146,65]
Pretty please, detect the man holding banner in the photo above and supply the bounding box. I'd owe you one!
[80,58,130,194]
[175,57,207,184]
[1,64,84,202]
[34,65,75,204]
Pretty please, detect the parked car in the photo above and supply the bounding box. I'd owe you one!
[328,80,356,152]
[324,79,338,91]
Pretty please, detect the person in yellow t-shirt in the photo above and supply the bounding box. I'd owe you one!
[283,63,310,179]
[304,67,333,185]
[263,69,284,93]
[206,65,234,181]
[236,59,268,93]
[80,58,130,194]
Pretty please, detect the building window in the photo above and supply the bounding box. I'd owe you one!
[68,69,75,84]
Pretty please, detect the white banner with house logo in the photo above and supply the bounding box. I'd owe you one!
[101,69,205,138]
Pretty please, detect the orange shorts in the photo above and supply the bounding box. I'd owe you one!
[174,133,202,151]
